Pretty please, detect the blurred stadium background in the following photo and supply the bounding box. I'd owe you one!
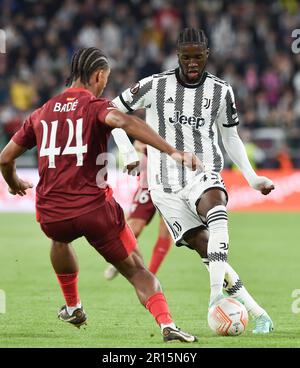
[1,0,300,211]
[0,0,300,348]
[1,0,300,168]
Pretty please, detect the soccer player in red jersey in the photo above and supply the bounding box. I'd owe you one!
[105,140,172,280]
[0,47,199,342]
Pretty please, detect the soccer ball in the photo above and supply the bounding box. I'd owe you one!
[207,297,248,336]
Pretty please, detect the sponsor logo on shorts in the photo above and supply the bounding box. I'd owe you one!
[173,221,182,233]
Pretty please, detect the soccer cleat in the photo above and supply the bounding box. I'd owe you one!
[252,313,274,334]
[104,264,119,280]
[162,326,198,343]
[58,305,87,328]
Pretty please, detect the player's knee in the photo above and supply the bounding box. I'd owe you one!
[196,189,227,217]
[51,240,70,251]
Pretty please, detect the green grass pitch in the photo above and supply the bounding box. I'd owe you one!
[0,212,299,348]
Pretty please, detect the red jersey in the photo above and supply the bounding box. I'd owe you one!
[12,88,117,223]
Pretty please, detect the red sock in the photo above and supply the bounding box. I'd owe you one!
[148,237,172,274]
[144,292,173,325]
[56,272,80,307]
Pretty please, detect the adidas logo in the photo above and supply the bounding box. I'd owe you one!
[165,97,174,103]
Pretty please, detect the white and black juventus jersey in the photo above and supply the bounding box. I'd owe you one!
[113,68,239,193]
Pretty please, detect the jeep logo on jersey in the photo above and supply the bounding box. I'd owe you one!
[169,111,205,129]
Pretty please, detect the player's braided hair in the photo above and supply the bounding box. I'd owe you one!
[65,47,109,86]
[177,28,208,47]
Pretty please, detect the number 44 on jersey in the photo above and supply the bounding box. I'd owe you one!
[40,118,87,168]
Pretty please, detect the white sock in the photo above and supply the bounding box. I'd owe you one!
[67,302,81,315]
[160,322,176,331]
[202,259,265,318]
[206,205,229,303]
[224,263,265,318]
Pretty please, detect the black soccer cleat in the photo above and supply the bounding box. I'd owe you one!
[162,326,198,343]
[58,305,87,328]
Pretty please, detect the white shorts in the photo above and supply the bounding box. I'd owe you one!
[150,172,227,246]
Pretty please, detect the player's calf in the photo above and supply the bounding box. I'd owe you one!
[115,250,198,343]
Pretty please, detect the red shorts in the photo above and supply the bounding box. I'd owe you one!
[40,197,136,263]
[128,187,156,225]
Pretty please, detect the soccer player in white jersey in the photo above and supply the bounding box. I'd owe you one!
[112,28,275,334]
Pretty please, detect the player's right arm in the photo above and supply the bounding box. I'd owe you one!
[0,114,36,196]
[105,109,200,171]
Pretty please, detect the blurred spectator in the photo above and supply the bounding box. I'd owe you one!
[276,145,293,170]
[10,75,38,112]
[77,20,102,49]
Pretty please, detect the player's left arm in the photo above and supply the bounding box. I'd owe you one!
[0,140,33,196]
[217,86,274,195]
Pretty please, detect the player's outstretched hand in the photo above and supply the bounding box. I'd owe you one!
[124,161,140,176]
[8,178,33,196]
[250,176,274,195]
[172,151,204,171]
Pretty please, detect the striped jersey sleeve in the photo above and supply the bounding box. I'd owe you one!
[112,75,154,112]
[216,84,239,128]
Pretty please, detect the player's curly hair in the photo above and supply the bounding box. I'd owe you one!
[177,28,208,47]
[65,47,109,86]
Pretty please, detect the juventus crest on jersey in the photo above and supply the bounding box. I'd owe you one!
[113,68,239,193]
